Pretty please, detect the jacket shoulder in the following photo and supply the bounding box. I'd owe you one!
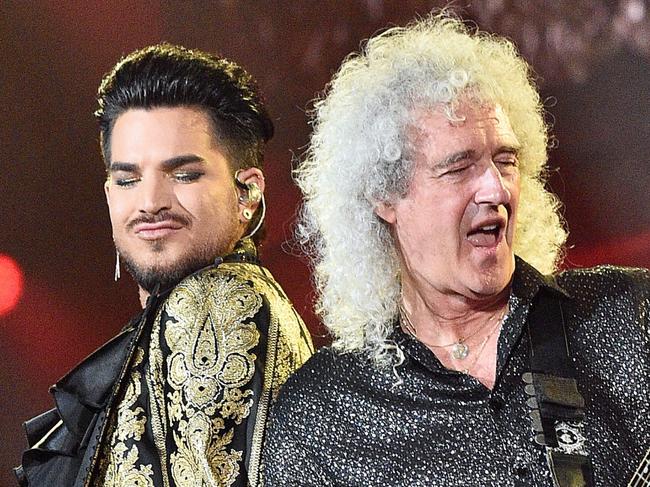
[274,348,353,412]
[174,262,293,305]
[557,265,650,297]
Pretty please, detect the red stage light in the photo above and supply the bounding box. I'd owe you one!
[0,254,24,316]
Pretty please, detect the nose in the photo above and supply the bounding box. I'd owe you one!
[474,162,511,206]
[138,174,173,214]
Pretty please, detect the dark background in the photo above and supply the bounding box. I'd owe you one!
[2,1,650,483]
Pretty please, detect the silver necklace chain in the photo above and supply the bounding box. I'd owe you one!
[399,302,507,365]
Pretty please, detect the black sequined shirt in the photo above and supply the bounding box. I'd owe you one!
[263,259,650,486]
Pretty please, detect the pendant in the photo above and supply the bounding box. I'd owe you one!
[451,342,469,360]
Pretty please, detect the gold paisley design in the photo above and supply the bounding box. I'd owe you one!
[220,264,315,484]
[101,444,154,487]
[97,347,154,487]
[161,268,262,487]
[146,307,172,487]
[80,240,312,487]
[222,264,314,397]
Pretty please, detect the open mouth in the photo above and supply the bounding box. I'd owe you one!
[467,222,503,247]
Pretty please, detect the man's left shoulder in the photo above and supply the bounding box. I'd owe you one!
[557,264,650,299]
[165,261,312,349]
[170,262,291,309]
[159,263,303,345]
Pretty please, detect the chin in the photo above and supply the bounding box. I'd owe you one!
[469,265,514,298]
[138,243,193,266]
[120,244,214,291]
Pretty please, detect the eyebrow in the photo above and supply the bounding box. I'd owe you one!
[108,161,137,173]
[494,144,521,155]
[434,150,476,169]
[161,154,207,170]
[108,154,206,173]
[434,144,521,169]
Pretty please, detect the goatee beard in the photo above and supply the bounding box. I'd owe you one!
[119,244,229,294]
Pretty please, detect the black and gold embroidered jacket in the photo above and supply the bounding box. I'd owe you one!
[15,240,314,487]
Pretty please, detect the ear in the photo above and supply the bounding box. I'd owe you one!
[235,167,265,222]
[104,178,111,205]
[374,200,397,224]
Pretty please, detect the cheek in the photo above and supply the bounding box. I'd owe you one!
[178,187,235,222]
[394,200,420,236]
[508,180,521,216]
[107,198,129,228]
[426,196,467,236]
[397,194,464,238]
[508,172,521,198]
[176,186,212,215]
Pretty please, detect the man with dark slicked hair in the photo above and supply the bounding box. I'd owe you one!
[15,44,313,487]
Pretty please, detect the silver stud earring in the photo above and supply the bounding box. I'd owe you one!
[242,208,253,221]
[114,249,121,281]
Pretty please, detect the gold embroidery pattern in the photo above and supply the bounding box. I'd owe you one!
[227,265,314,392]
[162,269,262,487]
[222,264,315,484]
[147,307,172,487]
[97,347,155,487]
[86,241,313,487]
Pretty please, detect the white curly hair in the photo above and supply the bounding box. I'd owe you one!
[295,13,567,364]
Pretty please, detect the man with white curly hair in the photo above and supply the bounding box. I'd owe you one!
[263,13,650,487]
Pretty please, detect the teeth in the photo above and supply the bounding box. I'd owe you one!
[481,224,498,231]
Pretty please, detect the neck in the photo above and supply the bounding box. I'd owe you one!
[399,276,510,390]
[400,280,510,345]
[138,287,149,308]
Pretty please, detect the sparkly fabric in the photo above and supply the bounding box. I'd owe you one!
[263,258,650,486]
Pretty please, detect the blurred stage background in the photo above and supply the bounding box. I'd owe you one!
[2,1,650,483]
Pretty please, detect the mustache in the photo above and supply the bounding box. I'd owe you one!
[126,211,191,230]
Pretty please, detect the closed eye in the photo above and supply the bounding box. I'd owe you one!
[439,161,473,177]
[116,178,138,187]
[443,166,469,176]
[109,162,140,188]
[494,157,519,175]
[113,174,140,187]
[434,150,476,178]
[495,157,518,166]
[493,146,519,168]
[173,171,203,183]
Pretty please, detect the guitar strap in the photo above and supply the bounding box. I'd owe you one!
[523,290,595,487]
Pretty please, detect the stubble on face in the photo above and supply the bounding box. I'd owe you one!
[116,202,240,294]
[120,240,220,294]
[107,107,243,295]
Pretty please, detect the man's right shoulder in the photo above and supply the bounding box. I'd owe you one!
[273,347,356,412]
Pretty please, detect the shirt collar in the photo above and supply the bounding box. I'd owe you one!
[222,237,260,264]
[510,256,570,302]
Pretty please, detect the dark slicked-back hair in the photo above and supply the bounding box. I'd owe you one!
[96,43,274,244]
